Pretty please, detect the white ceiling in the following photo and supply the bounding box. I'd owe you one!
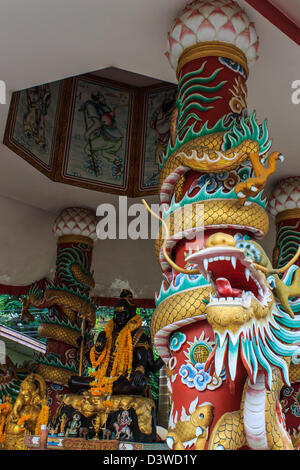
[0,0,299,214]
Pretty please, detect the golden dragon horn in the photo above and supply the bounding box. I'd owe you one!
[142,199,200,275]
[254,245,300,275]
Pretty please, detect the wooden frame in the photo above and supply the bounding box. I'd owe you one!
[133,82,177,196]
[4,81,64,181]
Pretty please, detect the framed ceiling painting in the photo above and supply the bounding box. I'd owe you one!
[4,81,63,179]
[58,75,135,194]
[135,84,177,195]
[3,71,176,197]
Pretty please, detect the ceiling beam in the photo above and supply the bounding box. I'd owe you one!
[245,0,300,46]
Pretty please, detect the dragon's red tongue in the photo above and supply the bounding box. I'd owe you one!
[216,278,242,298]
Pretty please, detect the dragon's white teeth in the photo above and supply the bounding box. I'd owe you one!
[204,259,209,271]
[237,191,245,198]
[245,268,250,282]
[251,186,258,192]
[231,256,237,269]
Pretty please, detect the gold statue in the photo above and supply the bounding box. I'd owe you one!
[2,373,48,450]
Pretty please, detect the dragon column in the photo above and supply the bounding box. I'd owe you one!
[23,207,97,417]
[150,0,300,450]
[269,178,300,448]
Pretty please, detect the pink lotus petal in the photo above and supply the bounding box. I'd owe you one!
[170,22,183,42]
[187,7,202,19]
[218,20,237,42]
[231,11,248,34]
[180,24,197,48]
[201,4,217,18]
[185,12,205,33]
[209,8,229,29]
[248,22,258,44]
[165,51,178,70]
[235,29,251,51]
[221,4,238,18]
[168,35,184,59]
[197,18,216,41]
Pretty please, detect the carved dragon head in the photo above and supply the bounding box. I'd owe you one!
[185,233,300,389]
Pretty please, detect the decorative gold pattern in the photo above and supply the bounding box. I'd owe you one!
[151,286,211,340]
[274,270,300,318]
[208,411,246,450]
[38,323,80,348]
[36,364,73,386]
[3,374,47,450]
[289,364,300,383]
[208,365,293,450]
[159,136,258,190]
[167,403,214,450]
[61,392,155,436]
[57,234,94,247]
[176,41,249,79]
[275,208,300,224]
[22,289,96,326]
[155,200,269,264]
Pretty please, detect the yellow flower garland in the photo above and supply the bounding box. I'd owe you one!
[89,314,142,398]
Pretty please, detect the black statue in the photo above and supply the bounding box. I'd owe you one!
[69,290,164,396]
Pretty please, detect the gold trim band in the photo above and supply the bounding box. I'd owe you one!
[38,323,80,348]
[176,41,249,79]
[276,209,300,224]
[57,234,94,247]
[36,363,74,386]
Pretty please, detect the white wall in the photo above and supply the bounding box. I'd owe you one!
[0,195,56,285]
[0,194,162,298]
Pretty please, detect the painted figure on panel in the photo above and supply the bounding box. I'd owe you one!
[23,84,51,148]
[80,90,125,178]
[150,88,176,168]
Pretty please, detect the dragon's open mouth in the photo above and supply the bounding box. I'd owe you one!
[186,246,270,307]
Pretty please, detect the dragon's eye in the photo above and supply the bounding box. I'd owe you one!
[234,233,243,242]
[267,276,276,289]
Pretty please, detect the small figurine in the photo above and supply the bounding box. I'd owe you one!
[113,410,132,441]
[65,413,81,437]
[79,427,89,440]
[57,413,68,437]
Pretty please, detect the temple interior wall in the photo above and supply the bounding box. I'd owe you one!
[0,194,163,298]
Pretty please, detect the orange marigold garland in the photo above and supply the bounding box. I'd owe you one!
[0,399,12,444]
[89,314,142,399]
[35,399,50,435]
[17,414,33,429]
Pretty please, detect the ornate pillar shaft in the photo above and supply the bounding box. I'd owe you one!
[269,178,300,448]
[269,177,300,269]
[35,207,98,417]
[150,0,297,451]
